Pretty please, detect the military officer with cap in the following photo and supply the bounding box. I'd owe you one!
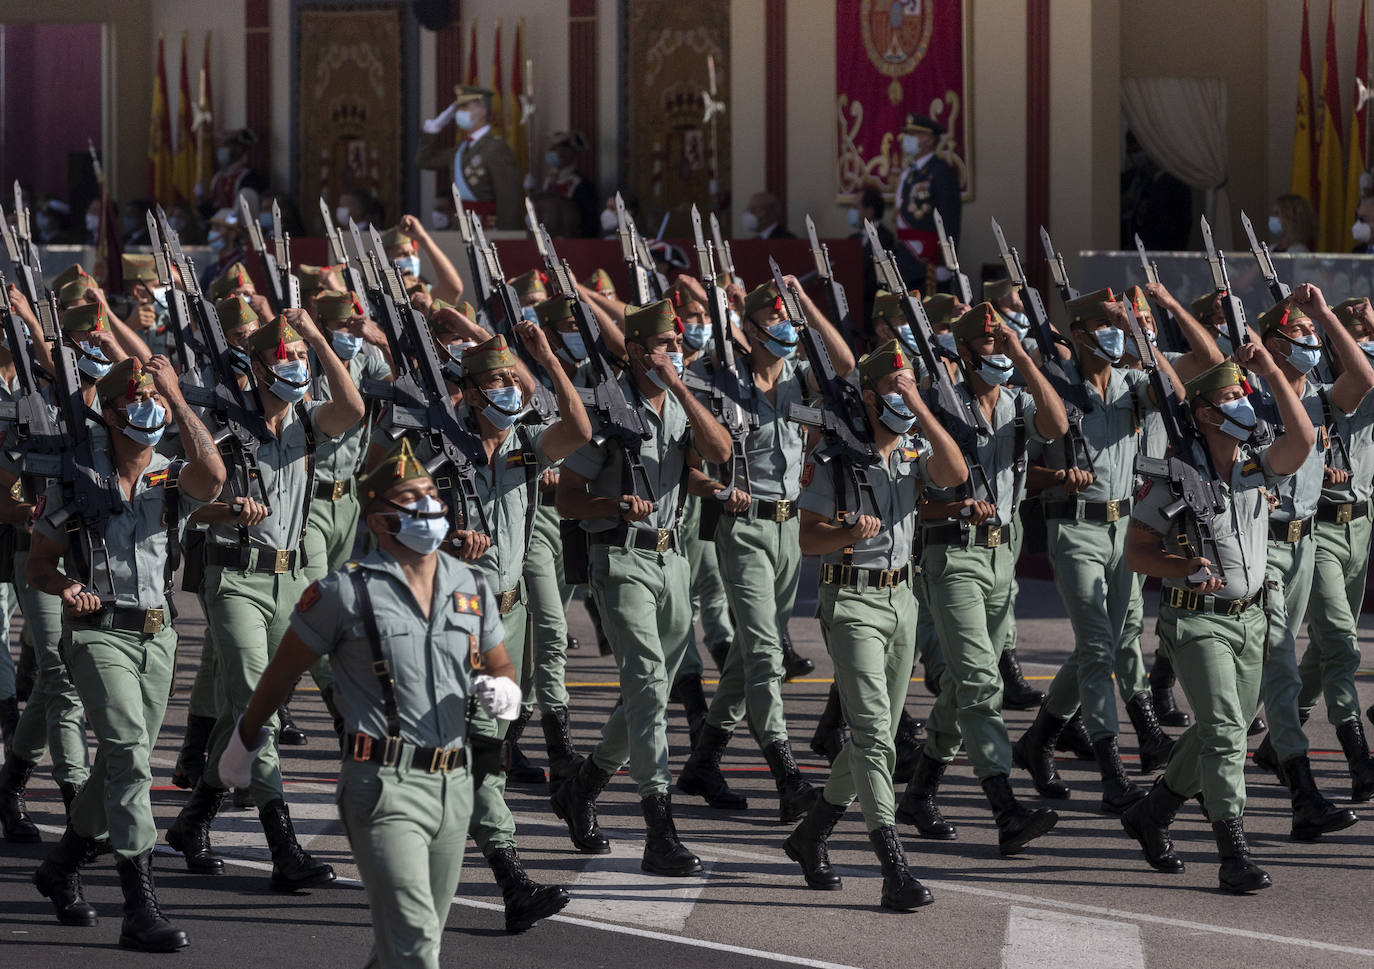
[893,113,960,290]
[553,296,732,876]
[163,309,363,890]
[418,86,522,230]
[119,254,173,359]
[1123,350,1314,892]
[783,339,965,911]
[222,438,520,968]
[26,356,225,951]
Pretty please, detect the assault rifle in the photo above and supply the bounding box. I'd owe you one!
[616,193,652,306]
[318,195,368,302]
[0,275,61,476]
[1133,234,1186,353]
[146,209,207,374]
[1039,227,1079,306]
[1240,211,1291,304]
[710,211,737,284]
[935,209,973,305]
[1200,215,1251,355]
[240,194,299,314]
[806,214,854,339]
[454,184,495,318]
[0,185,45,308]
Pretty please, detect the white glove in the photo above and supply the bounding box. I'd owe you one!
[934,266,952,282]
[423,102,458,135]
[472,674,522,720]
[522,173,537,193]
[218,714,269,789]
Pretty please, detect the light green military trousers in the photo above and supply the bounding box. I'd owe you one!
[1300,509,1373,726]
[1261,534,1316,761]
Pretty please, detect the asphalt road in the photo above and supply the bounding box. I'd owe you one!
[2,576,1373,969]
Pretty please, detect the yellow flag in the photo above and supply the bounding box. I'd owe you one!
[509,19,528,181]
[1291,0,1315,203]
[147,34,174,205]
[173,32,197,202]
[1316,0,1347,251]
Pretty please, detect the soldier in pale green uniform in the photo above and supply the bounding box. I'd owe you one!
[552,297,732,875]
[1016,288,1182,813]
[119,254,173,359]
[783,340,965,911]
[27,356,225,951]
[225,440,520,969]
[1245,289,1371,839]
[1300,296,1374,801]
[1123,354,1314,892]
[163,311,363,890]
[899,303,1067,855]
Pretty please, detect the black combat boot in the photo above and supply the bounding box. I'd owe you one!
[809,684,849,764]
[892,710,927,784]
[1335,719,1374,803]
[540,707,582,794]
[706,637,732,673]
[0,752,40,843]
[1011,707,1071,799]
[867,826,934,911]
[981,774,1058,855]
[115,850,189,951]
[1282,755,1358,841]
[32,826,99,926]
[1054,710,1095,761]
[1149,653,1191,727]
[669,671,710,751]
[1121,776,1188,873]
[164,781,226,873]
[782,796,848,890]
[1212,817,1272,893]
[1093,736,1147,815]
[170,714,216,790]
[277,702,307,746]
[763,739,818,823]
[999,650,1044,711]
[551,756,613,853]
[1247,715,1266,737]
[1124,692,1174,773]
[639,793,703,876]
[780,626,814,681]
[1,695,17,753]
[1251,732,1285,784]
[505,707,548,786]
[258,798,336,891]
[486,846,571,933]
[896,748,958,840]
[676,723,748,809]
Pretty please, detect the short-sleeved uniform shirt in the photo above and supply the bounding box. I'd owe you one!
[1263,379,1326,523]
[35,449,210,610]
[562,374,692,535]
[799,436,932,570]
[1131,442,1290,600]
[1319,382,1374,505]
[311,346,390,483]
[1040,361,1151,503]
[290,549,503,750]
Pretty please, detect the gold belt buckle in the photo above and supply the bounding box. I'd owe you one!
[273,549,291,573]
[1287,519,1303,543]
[876,568,899,589]
[1104,499,1121,523]
[352,733,373,762]
[381,737,402,767]
[985,525,1002,548]
[429,747,458,773]
[331,480,347,501]
[1337,503,1353,524]
[1185,590,1200,611]
[143,609,164,634]
[773,499,792,523]
[655,528,671,553]
[498,588,519,615]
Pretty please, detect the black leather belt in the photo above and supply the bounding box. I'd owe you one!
[589,525,677,552]
[1317,499,1370,524]
[539,491,557,507]
[922,522,1013,548]
[69,606,166,634]
[1268,516,1314,543]
[1161,586,1261,616]
[819,562,911,589]
[314,479,353,501]
[1043,497,1132,523]
[206,545,300,574]
[347,732,467,773]
[728,498,796,522]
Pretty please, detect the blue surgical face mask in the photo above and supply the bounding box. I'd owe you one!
[388,494,450,555]
[230,346,252,369]
[1268,215,1284,236]
[331,329,364,360]
[482,385,523,429]
[208,231,227,253]
[936,332,957,354]
[1284,333,1322,374]
[394,254,421,278]
[121,399,166,447]
[728,308,742,330]
[521,305,540,324]
[545,150,563,169]
[455,108,475,130]
[893,324,918,352]
[77,340,111,379]
[1091,326,1125,362]
[847,208,862,229]
[258,212,273,231]
[878,392,917,434]
[762,319,797,359]
[1005,310,1030,337]
[976,353,1014,386]
[1212,396,1256,441]
[1359,341,1374,360]
[558,330,588,363]
[442,341,476,382]
[648,350,685,391]
[1124,327,1157,358]
[150,285,169,307]
[267,359,310,402]
[683,322,712,351]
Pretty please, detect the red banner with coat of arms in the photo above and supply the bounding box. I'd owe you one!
[835,0,971,202]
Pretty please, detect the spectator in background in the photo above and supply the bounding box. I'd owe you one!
[851,186,896,340]
[205,128,268,217]
[32,197,72,244]
[530,131,599,238]
[1352,196,1374,255]
[742,192,795,239]
[165,201,206,246]
[199,208,250,291]
[121,199,155,248]
[1270,193,1317,253]
[334,188,382,232]
[598,191,641,240]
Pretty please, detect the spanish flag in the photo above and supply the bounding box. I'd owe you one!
[1346,0,1371,239]
[195,32,215,195]
[509,18,528,181]
[147,34,175,205]
[490,20,504,135]
[173,32,197,203]
[1315,0,1347,251]
[1291,0,1316,204]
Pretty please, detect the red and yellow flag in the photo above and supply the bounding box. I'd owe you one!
[1347,0,1371,238]
[147,34,175,205]
[173,32,197,203]
[509,19,527,180]
[1316,0,1347,251]
[465,19,479,86]
[1292,0,1316,204]
[195,32,215,194]
[490,19,504,134]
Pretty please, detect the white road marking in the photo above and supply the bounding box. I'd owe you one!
[1002,906,1144,969]
[562,839,711,931]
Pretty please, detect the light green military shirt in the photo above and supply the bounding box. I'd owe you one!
[311,346,390,483]
[1040,360,1151,503]
[799,436,932,570]
[1322,385,1374,504]
[35,450,210,610]
[1265,379,1327,523]
[290,548,503,750]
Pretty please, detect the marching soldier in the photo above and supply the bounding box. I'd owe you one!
[417,86,522,230]
[27,357,225,951]
[783,340,965,910]
[381,218,466,304]
[1123,350,1314,892]
[220,439,521,968]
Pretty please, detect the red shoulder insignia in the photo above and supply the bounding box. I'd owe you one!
[800,462,815,486]
[299,581,322,612]
[454,591,482,616]
[1134,479,1153,502]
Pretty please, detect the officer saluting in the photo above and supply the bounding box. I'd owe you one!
[220,439,521,969]
[27,357,226,951]
[417,86,522,230]
[892,113,961,291]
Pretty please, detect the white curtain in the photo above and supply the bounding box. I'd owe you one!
[1122,77,1232,248]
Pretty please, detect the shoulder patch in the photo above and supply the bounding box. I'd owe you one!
[902,448,921,462]
[800,462,815,486]
[1134,478,1153,502]
[143,469,170,488]
[1241,459,1261,477]
[298,581,322,612]
[454,591,483,616]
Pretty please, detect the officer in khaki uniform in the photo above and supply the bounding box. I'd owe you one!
[784,340,965,911]
[899,303,1066,856]
[417,85,522,231]
[27,357,225,951]
[1123,354,1314,892]
[164,311,363,890]
[552,297,732,875]
[223,440,521,969]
